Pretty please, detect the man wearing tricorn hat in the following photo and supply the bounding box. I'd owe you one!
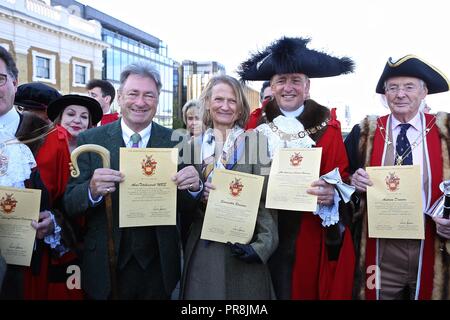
[345,55,450,299]
[239,37,356,299]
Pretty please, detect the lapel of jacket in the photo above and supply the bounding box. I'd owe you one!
[147,121,167,148]
[105,120,125,171]
[229,134,248,171]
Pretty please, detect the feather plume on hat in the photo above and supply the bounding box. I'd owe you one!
[238,37,355,81]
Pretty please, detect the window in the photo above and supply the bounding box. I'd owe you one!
[71,60,91,87]
[36,56,50,79]
[75,65,86,84]
[32,51,56,84]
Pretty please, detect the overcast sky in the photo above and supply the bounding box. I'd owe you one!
[77,0,450,127]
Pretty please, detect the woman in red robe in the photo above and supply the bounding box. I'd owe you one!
[23,94,102,300]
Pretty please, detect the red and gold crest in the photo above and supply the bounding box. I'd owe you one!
[290,152,303,167]
[229,178,244,197]
[141,155,157,176]
[385,172,400,192]
[0,193,17,214]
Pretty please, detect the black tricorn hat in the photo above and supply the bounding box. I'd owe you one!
[375,55,450,94]
[47,94,103,125]
[238,37,355,81]
[15,82,62,110]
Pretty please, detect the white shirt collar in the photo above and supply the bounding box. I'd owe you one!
[280,105,304,118]
[121,120,152,148]
[391,111,422,132]
[0,108,20,136]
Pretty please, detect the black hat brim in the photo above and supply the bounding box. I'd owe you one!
[47,94,103,125]
[375,55,450,94]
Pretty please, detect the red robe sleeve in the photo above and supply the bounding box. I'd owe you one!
[35,125,70,205]
[245,108,262,130]
[316,108,349,180]
[291,108,355,300]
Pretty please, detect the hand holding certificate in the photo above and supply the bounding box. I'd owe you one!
[201,169,264,244]
[119,148,178,227]
[0,186,41,266]
[266,147,322,212]
[366,165,424,239]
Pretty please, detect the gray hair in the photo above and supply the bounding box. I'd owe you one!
[119,61,162,94]
[181,99,200,125]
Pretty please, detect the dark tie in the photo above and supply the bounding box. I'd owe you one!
[130,133,141,148]
[396,123,412,165]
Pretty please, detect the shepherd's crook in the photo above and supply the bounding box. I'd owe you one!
[70,144,119,300]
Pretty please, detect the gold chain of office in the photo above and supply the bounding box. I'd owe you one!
[268,119,329,141]
[377,117,436,166]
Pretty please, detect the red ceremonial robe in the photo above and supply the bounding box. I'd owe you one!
[291,109,356,299]
[363,113,441,300]
[245,108,262,130]
[100,112,119,126]
[23,125,83,300]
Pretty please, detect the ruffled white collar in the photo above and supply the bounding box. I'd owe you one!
[0,108,20,136]
[256,115,316,159]
[0,114,36,188]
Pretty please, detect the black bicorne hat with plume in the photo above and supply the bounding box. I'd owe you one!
[238,37,355,81]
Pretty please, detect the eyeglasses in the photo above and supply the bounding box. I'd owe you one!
[0,73,7,87]
[385,84,420,94]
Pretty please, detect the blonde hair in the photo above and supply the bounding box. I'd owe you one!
[199,75,250,129]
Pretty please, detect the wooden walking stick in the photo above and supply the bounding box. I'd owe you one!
[70,144,119,300]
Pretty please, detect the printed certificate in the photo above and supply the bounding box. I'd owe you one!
[266,147,322,212]
[119,148,178,227]
[366,165,424,239]
[201,169,264,244]
[0,186,41,266]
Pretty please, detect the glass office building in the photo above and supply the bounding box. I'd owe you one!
[101,29,174,127]
[51,0,175,127]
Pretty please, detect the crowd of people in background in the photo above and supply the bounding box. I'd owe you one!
[1,34,450,301]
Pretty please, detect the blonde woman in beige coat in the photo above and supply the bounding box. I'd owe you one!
[180,75,278,300]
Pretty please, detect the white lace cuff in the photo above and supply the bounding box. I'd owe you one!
[314,190,341,227]
[43,212,69,256]
[313,168,356,227]
[320,168,355,203]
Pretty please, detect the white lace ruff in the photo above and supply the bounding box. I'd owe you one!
[256,115,316,158]
[0,132,36,188]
